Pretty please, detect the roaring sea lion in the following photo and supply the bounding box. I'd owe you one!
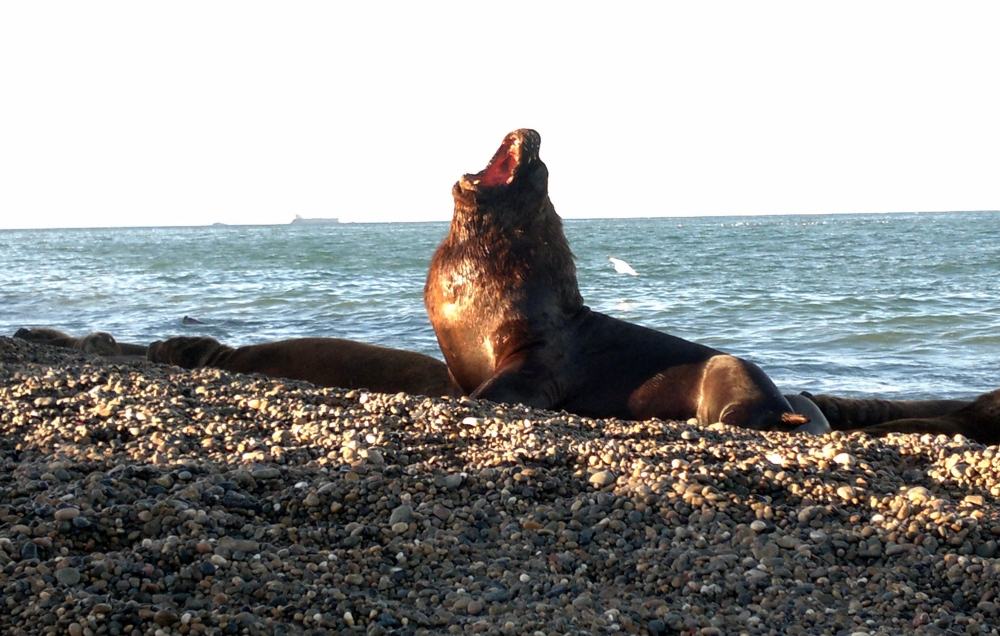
[800,392,970,431]
[858,388,1000,444]
[424,129,809,431]
[147,336,463,398]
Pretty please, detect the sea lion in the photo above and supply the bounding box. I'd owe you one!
[859,388,1000,444]
[13,327,146,357]
[13,327,72,342]
[424,129,808,431]
[800,392,970,431]
[75,332,123,356]
[147,336,463,398]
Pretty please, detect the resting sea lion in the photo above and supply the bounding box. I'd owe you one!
[424,129,808,431]
[13,327,146,357]
[75,332,123,356]
[13,327,72,341]
[147,336,463,398]
[800,392,970,431]
[860,388,1000,444]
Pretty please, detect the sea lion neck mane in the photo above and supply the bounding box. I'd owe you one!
[427,129,584,391]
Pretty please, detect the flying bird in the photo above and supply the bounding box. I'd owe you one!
[607,255,639,276]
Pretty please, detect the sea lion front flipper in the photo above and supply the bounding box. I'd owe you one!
[470,354,558,411]
[784,393,831,435]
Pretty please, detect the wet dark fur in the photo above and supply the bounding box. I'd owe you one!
[147,336,462,398]
[801,392,970,431]
[860,388,1000,444]
[424,129,803,430]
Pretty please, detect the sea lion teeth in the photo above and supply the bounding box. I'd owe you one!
[425,128,807,431]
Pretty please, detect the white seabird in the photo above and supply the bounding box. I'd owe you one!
[607,255,639,276]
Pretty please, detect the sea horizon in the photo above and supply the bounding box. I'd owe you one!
[2,207,998,232]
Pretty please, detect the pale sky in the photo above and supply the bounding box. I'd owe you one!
[2,2,998,229]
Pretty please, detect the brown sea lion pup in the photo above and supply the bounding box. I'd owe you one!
[147,336,463,398]
[13,327,72,342]
[800,392,970,431]
[424,129,808,431]
[14,327,147,357]
[74,332,124,356]
[15,327,119,354]
[860,388,1000,445]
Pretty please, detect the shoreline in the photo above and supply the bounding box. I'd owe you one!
[1,337,999,635]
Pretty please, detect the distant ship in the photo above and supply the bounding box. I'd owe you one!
[291,215,339,225]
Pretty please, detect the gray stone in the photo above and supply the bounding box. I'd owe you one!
[55,567,81,586]
[54,507,80,522]
[975,540,997,558]
[219,537,260,553]
[251,467,281,480]
[390,505,414,524]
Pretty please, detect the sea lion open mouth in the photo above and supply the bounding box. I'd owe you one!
[474,137,520,187]
[464,129,541,190]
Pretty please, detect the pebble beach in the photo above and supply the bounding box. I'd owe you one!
[2,336,1000,636]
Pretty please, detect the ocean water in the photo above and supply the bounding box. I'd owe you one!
[2,212,998,401]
